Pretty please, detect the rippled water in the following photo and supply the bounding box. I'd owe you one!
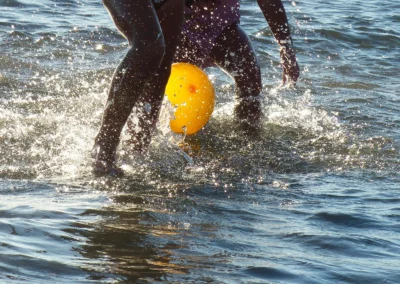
[1,0,399,283]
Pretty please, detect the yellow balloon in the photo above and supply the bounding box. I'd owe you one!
[165,63,215,135]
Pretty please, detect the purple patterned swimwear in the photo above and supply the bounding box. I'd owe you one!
[183,0,240,56]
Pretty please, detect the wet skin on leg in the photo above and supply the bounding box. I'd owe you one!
[173,23,262,133]
[126,0,185,152]
[94,0,184,174]
[209,23,263,128]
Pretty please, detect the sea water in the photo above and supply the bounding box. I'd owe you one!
[1,0,399,283]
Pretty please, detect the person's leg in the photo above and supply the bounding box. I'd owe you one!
[94,0,184,173]
[126,0,185,152]
[95,0,164,168]
[173,33,208,67]
[209,23,262,128]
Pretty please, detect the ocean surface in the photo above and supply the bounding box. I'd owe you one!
[1,0,399,283]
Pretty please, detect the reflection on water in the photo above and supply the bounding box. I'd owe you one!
[1,169,400,283]
[73,192,189,282]
[1,0,400,282]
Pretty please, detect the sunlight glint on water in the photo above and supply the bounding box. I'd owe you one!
[1,0,399,283]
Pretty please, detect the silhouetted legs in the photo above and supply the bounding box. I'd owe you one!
[94,0,184,174]
[174,23,262,130]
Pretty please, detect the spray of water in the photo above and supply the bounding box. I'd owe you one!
[1,61,395,183]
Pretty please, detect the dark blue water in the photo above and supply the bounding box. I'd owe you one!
[1,0,399,283]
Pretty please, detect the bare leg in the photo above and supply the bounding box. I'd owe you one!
[209,23,262,128]
[126,0,185,152]
[173,33,209,67]
[94,0,184,175]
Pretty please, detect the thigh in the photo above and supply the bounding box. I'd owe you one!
[155,0,185,61]
[174,33,208,66]
[210,23,262,97]
[102,0,162,45]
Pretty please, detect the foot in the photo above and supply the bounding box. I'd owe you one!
[92,160,124,177]
[91,143,124,177]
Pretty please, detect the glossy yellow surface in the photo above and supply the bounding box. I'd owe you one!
[165,63,215,135]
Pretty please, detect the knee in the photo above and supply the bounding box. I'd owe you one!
[130,33,166,67]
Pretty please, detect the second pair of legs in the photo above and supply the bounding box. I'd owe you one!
[94,0,263,176]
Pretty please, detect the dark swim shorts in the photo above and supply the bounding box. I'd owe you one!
[183,0,240,56]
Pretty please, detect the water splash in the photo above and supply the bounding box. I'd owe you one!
[1,64,397,182]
